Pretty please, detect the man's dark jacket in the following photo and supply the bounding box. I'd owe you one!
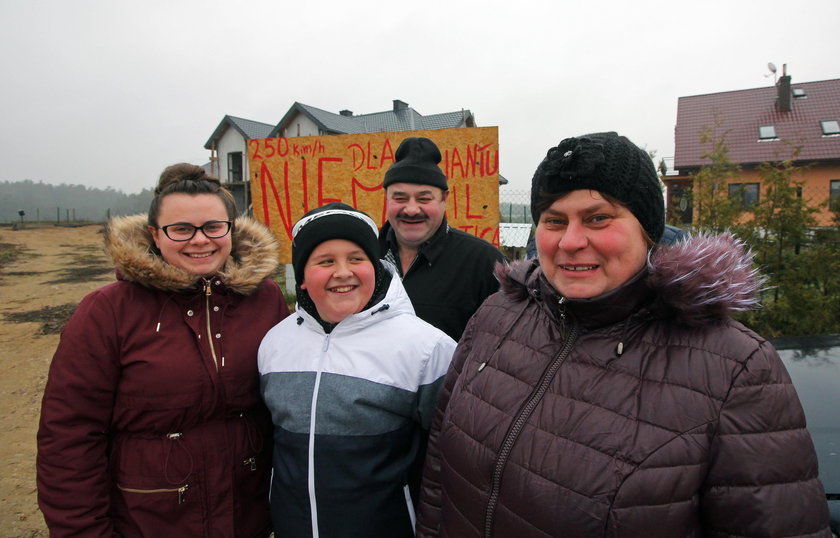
[380,218,505,342]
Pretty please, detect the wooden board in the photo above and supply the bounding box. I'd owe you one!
[248,126,500,262]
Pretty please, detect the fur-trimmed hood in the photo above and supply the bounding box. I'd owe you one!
[498,232,765,327]
[105,214,280,295]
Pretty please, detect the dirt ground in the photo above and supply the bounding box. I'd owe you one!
[0,223,115,537]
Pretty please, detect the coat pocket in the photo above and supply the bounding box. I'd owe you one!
[110,432,205,535]
[113,479,204,536]
[230,413,272,527]
[117,483,190,504]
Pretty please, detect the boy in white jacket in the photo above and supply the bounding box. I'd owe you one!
[258,202,456,538]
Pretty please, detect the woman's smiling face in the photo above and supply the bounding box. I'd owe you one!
[536,189,649,299]
[150,193,232,276]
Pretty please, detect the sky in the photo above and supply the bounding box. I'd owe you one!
[1,0,838,194]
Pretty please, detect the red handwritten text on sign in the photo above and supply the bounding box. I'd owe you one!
[248,127,500,263]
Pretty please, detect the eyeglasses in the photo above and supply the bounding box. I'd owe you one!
[160,221,232,241]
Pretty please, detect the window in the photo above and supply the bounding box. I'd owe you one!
[227,152,243,182]
[729,183,760,209]
[831,180,840,212]
[821,120,840,136]
[758,125,777,140]
[792,88,806,98]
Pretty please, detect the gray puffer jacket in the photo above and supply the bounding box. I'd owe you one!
[416,233,830,538]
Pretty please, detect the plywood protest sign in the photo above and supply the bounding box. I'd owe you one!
[247,126,499,263]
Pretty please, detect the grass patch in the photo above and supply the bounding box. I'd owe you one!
[0,242,24,270]
[67,253,107,264]
[3,303,78,334]
[5,271,41,277]
[47,249,112,284]
[0,242,29,284]
[47,265,113,284]
[59,243,102,252]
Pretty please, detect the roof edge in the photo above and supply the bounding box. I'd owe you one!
[678,77,840,101]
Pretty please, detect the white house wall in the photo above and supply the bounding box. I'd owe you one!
[216,126,249,181]
[278,112,320,137]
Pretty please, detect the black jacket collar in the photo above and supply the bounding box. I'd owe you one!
[380,217,451,268]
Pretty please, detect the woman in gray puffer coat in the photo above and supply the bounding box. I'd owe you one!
[415,132,830,537]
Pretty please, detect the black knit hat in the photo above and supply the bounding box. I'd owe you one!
[383,137,448,191]
[291,202,381,284]
[530,132,665,242]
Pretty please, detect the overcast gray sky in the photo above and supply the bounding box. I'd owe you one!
[2,0,837,194]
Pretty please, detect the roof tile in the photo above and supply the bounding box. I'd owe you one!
[272,102,472,137]
[204,115,274,148]
[674,78,840,170]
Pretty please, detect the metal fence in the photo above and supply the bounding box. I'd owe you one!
[2,207,126,227]
[503,184,839,228]
[499,189,534,224]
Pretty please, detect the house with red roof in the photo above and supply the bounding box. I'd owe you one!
[665,70,840,226]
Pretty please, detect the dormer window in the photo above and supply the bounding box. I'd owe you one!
[821,120,840,136]
[758,125,777,140]
[792,88,806,98]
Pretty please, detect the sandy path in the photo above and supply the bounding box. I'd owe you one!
[0,224,114,537]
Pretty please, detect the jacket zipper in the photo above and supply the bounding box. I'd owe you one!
[483,322,579,538]
[307,333,330,538]
[118,484,189,504]
[403,483,417,530]
[204,279,219,370]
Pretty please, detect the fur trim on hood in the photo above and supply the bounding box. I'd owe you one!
[497,232,765,326]
[105,214,280,295]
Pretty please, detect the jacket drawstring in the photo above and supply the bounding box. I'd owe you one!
[154,293,177,332]
[240,411,262,472]
[371,304,390,315]
[163,432,194,485]
[476,292,534,374]
[616,317,632,356]
[614,311,654,357]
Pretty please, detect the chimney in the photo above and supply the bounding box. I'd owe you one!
[339,109,353,117]
[776,64,792,112]
[393,99,408,112]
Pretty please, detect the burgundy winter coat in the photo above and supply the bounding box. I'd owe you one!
[37,215,290,538]
[416,233,831,537]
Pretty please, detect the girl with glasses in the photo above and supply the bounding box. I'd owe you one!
[37,163,290,537]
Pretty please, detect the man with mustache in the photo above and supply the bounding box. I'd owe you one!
[379,137,506,342]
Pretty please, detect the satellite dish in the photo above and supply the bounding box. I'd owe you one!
[768,62,777,74]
